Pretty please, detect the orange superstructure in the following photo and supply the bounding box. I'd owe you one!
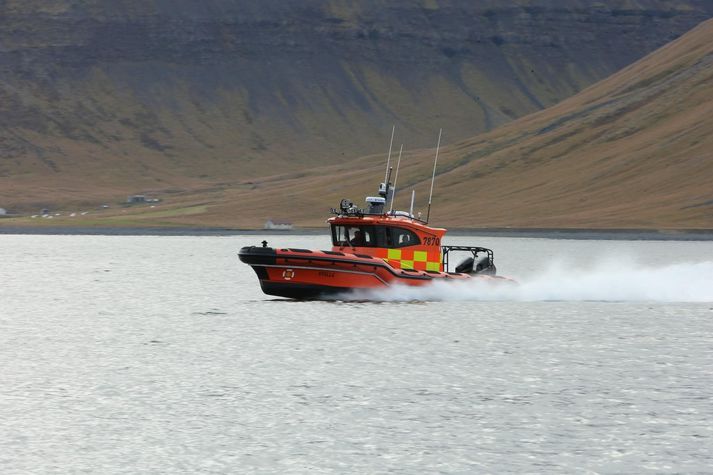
[328,215,445,272]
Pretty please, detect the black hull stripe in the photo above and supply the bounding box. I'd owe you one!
[260,281,352,300]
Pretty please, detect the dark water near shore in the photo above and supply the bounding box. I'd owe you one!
[1,234,712,473]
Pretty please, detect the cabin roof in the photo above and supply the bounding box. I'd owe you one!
[328,215,446,235]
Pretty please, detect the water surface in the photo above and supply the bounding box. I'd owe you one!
[1,234,712,473]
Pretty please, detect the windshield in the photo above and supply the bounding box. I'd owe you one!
[332,225,376,247]
[331,224,421,248]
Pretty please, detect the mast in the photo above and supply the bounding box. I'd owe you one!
[426,128,442,224]
[384,125,395,185]
[389,144,403,213]
[384,166,393,203]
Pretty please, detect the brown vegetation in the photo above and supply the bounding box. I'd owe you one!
[2,9,713,230]
[40,16,710,231]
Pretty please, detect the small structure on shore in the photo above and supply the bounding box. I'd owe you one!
[0,208,6,216]
[264,219,293,230]
[127,195,146,204]
[127,195,160,204]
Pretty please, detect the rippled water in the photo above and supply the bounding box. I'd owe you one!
[1,234,712,473]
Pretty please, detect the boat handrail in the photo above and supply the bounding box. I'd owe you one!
[441,245,495,273]
[329,208,428,224]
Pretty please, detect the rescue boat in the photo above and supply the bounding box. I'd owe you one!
[239,181,511,300]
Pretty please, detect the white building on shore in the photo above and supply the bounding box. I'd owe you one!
[264,219,293,230]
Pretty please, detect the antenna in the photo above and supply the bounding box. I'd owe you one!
[384,166,393,202]
[389,144,403,213]
[384,125,395,185]
[409,189,415,217]
[426,128,442,224]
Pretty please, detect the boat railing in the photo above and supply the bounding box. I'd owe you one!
[329,208,429,224]
[442,245,495,274]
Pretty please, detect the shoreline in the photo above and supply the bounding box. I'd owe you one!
[1,225,713,241]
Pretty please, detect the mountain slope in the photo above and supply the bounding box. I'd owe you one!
[73,15,713,230]
[426,16,713,229]
[1,0,713,210]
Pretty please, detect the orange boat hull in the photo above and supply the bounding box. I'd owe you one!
[239,246,506,299]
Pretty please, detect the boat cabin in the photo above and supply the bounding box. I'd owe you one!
[328,215,446,272]
[325,179,495,276]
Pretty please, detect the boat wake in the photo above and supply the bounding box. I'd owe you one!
[341,259,713,303]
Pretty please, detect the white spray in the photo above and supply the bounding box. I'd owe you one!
[343,259,713,303]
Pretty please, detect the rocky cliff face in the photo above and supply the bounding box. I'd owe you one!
[1,1,712,201]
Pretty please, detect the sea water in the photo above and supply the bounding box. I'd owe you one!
[1,234,712,473]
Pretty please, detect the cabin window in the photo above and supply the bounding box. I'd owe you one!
[387,227,421,248]
[332,225,420,248]
[331,225,377,247]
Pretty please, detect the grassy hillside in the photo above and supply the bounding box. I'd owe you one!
[15,15,710,230]
[2,0,713,218]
